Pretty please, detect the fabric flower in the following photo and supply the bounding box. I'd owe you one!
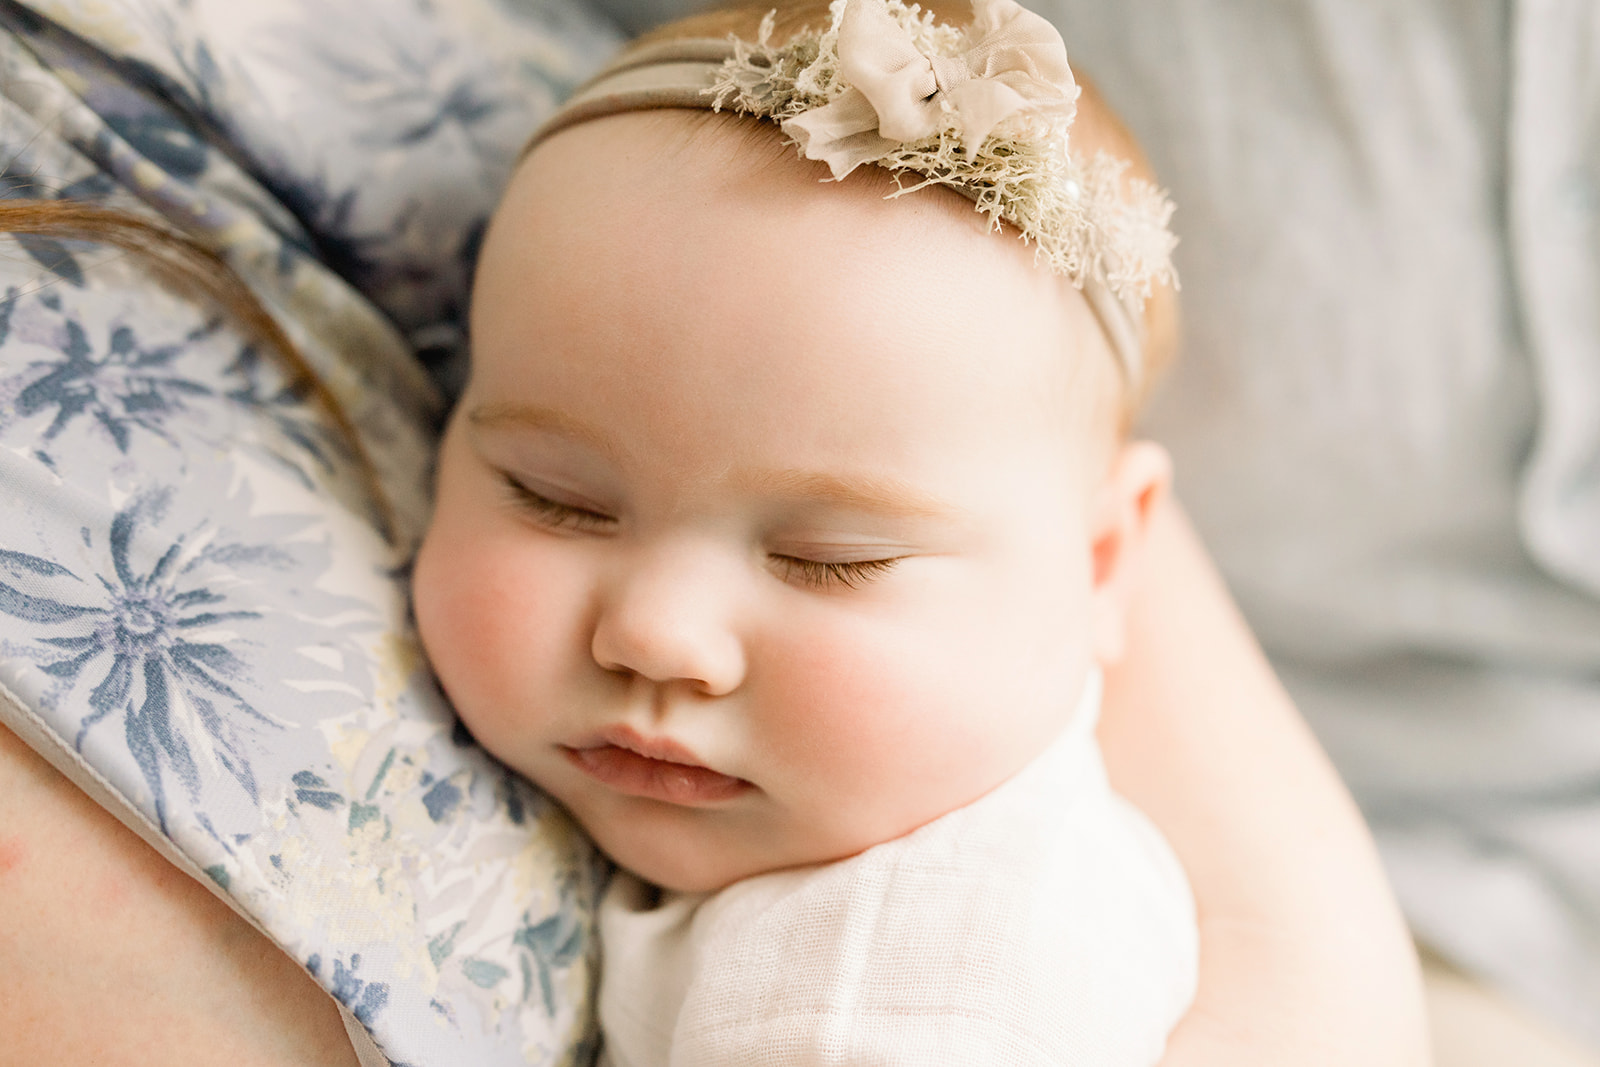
[782,0,1078,178]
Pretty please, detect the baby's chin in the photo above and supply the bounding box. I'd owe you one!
[612,854,754,896]
[578,807,858,895]
[594,825,791,895]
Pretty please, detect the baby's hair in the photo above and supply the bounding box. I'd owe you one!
[626,0,1180,419]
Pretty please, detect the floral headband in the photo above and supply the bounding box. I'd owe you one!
[527,0,1177,387]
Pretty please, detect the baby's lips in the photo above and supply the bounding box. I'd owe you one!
[564,743,753,805]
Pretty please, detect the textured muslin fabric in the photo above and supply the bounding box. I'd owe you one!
[596,675,1198,1067]
[1019,0,1600,1047]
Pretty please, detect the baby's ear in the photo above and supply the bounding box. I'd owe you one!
[1087,441,1172,665]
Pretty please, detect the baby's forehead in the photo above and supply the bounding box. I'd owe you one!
[483,111,1124,454]
[508,110,1082,316]
[523,109,960,225]
[501,115,1047,317]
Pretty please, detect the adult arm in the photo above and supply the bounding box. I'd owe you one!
[1099,497,1431,1067]
[0,724,359,1066]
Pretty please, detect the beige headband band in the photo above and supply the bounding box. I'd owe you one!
[525,31,1155,387]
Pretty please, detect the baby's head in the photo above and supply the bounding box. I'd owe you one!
[413,0,1176,893]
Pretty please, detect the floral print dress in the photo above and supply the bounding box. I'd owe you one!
[0,1,621,1063]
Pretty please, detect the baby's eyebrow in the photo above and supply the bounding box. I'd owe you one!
[732,467,958,520]
[467,402,623,462]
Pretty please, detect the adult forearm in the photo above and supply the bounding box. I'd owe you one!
[0,723,359,1067]
[1099,497,1430,1067]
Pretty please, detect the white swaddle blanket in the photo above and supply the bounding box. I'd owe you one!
[596,675,1198,1067]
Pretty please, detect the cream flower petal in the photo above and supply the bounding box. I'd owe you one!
[943,76,1032,154]
[837,0,942,143]
[836,0,1076,151]
[782,89,899,178]
[965,0,1076,91]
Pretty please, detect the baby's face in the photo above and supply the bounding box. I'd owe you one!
[414,114,1135,893]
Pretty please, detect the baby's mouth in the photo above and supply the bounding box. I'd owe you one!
[563,728,751,805]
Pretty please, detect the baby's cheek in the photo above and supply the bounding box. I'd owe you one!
[413,527,542,737]
[414,530,493,701]
[415,522,603,785]
[759,626,996,838]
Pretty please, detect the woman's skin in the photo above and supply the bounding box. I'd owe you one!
[0,722,359,1067]
[1100,498,1431,1066]
[0,498,1427,1064]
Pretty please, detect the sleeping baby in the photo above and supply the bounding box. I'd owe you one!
[411,0,1198,1061]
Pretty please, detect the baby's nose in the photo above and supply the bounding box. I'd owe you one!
[589,542,747,697]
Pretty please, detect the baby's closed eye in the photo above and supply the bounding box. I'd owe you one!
[496,468,908,589]
[499,472,616,533]
[767,555,900,589]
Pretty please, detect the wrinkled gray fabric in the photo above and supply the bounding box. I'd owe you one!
[581,0,701,37]
[1027,0,1600,1046]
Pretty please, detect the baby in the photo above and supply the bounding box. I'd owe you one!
[412,0,1197,1062]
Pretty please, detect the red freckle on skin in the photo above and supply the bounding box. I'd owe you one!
[0,835,26,876]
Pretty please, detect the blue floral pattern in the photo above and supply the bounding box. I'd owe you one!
[0,1,622,1063]
[0,281,341,486]
[15,314,226,453]
[13,491,289,834]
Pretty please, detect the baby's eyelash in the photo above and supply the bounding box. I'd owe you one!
[772,555,900,589]
[495,475,897,585]
[500,473,615,532]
